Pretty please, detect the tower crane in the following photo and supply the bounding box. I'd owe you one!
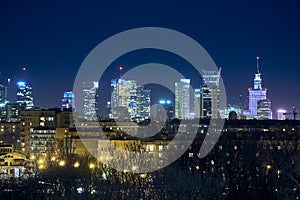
[283,107,298,120]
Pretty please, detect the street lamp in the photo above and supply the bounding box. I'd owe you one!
[59,160,66,167]
[74,162,80,168]
[89,163,95,169]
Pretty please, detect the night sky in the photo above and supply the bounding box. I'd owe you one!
[0,0,299,115]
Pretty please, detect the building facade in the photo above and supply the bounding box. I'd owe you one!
[136,86,151,118]
[248,57,271,119]
[257,99,272,120]
[111,79,138,120]
[277,109,287,120]
[29,127,56,160]
[82,82,99,120]
[61,91,75,110]
[20,109,56,156]
[16,81,34,110]
[0,83,8,105]
[175,79,190,119]
[199,69,221,119]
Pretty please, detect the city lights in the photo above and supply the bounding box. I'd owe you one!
[74,162,80,168]
[89,163,95,169]
[59,160,66,167]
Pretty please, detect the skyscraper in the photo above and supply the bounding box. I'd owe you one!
[175,79,190,119]
[0,81,8,121]
[136,86,151,118]
[202,68,221,87]
[200,85,212,118]
[194,89,201,118]
[248,57,269,118]
[0,83,7,105]
[199,69,221,119]
[82,82,99,120]
[16,81,34,110]
[62,91,75,110]
[257,99,272,119]
[110,79,138,120]
[158,100,174,119]
[277,109,287,120]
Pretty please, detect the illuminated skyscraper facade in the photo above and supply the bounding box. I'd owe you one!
[194,88,201,118]
[16,81,34,110]
[62,91,75,110]
[136,86,151,118]
[0,83,8,105]
[0,81,8,120]
[82,82,99,120]
[257,99,272,119]
[111,79,138,119]
[248,57,272,119]
[175,79,190,119]
[199,69,221,118]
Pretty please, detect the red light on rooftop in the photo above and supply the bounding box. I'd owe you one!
[256,56,260,60]
[22,67,26,71]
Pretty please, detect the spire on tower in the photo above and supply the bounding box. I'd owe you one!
[119,66,123,79]
[256,56,260,73]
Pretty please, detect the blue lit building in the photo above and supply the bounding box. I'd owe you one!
[248,57,271,119]
[16,81,34,110]
[62,91,75,110]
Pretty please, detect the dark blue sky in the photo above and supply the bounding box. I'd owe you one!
[0,0,299,114]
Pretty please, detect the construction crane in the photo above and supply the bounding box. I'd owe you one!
[283,107,298,120]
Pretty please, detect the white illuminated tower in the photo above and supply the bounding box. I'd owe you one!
[248,57,268,118]
[175,79,190,119]
[82,82,99,120]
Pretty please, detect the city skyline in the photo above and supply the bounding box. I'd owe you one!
[0,60,296,120]
[1,2,300,199]
[0,1,300,113]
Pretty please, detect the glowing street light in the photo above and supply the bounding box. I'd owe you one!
[38,164,45,170]
[140,173,147,178]
[89,163,95,169]
[38,159,44,164]
[74,162,80,168]
[59,160,66,167]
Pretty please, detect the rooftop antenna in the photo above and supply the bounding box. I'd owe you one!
[256,56,260,74]
[119,66,123,79]
[21,66,27,80]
